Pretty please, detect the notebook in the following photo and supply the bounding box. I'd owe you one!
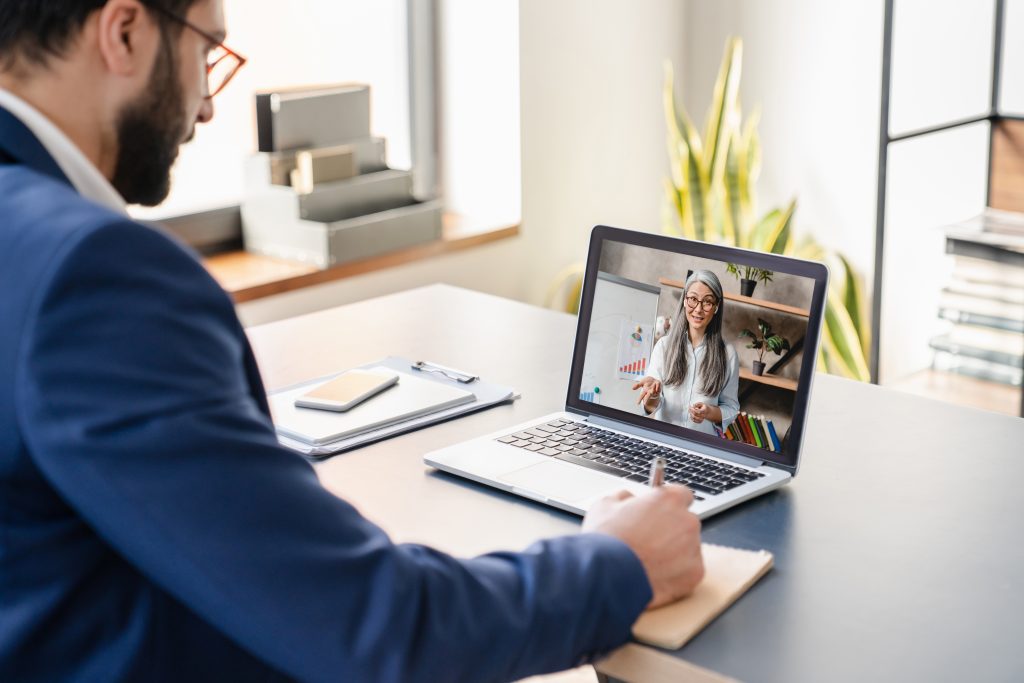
[269,365,476,446]
[633,543,773,649]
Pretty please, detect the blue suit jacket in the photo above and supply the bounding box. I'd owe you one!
[0,107,651,682]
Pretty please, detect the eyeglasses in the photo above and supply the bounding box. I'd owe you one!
[684,295,718,311]
[142,2,247,98]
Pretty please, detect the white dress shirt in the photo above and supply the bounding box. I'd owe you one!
[0,88,127,215]
[645,335,740,436]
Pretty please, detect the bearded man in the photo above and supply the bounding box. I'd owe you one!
[0,2,704,680]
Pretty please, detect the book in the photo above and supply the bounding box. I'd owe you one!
[951,254,1024,288]
[944,280,1024,306]
[766,418,782,452]
[945,323,1024,356]
[939,291,1024,323]
[727,422,743,442]
[932,350,1023,386]
[736,413,752,444]
[754,415,770,451]
[270,365,476,446]
[633,543,773,650]
[929,335,1023,369]
[757,416,775,452]
[747,413,763,449]
[741,413,756,446]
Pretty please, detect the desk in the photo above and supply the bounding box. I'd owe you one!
[246,284,1024,682]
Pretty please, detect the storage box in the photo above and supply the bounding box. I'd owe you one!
[241,199,443,269]
[256,84,371,152]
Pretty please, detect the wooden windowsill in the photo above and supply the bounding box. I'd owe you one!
[204,213,519,303]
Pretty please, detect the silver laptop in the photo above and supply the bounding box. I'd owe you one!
[425,225,829,519]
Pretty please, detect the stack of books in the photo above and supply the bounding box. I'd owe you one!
[720,412,783,452]
[934,210,1024,387]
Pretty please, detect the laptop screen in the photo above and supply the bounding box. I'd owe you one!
[566,226,829,472]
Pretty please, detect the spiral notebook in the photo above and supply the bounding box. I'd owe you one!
[632,544,773,650]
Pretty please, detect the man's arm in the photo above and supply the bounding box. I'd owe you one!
[16,222,651,683]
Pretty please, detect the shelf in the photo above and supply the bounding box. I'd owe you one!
[658,278,810,317]
[738,368,798,391]
[204,213,519,303]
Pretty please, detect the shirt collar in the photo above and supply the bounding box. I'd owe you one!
[0,88,127,215]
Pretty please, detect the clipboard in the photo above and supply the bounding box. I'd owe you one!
[269,356,517,459]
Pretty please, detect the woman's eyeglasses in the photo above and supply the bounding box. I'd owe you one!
[143,2,247,99]
[684,295,718,311]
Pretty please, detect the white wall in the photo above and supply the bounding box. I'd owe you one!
[515,0,689,306]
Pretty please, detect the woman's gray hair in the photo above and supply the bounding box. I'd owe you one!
[662,269,729,396]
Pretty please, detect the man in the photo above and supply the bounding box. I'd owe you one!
[0,1,704,681]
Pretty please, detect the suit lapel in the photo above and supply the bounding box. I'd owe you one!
[0,105,72,187]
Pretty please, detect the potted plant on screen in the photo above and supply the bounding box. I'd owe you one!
[738,318,790,375]
[726,263,774,297]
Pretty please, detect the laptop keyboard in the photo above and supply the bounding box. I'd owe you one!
[495,418,765,501]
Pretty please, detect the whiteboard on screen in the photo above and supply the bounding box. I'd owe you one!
[580,272,661,413]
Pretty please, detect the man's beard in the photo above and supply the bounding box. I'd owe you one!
[110,31,190,207]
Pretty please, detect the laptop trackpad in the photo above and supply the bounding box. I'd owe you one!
[498,460,623,504]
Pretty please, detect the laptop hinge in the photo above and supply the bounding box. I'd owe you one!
[586,415,766,469]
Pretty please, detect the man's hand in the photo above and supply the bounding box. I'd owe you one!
[583,486,704,608]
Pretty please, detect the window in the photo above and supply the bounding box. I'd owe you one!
[132,0,522,240]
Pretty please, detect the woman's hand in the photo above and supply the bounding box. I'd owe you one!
[632,376,662,412]
[689,402,722,424]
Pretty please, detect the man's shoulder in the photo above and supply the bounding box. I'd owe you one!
[1,163,118,240]
[0,163,209,290]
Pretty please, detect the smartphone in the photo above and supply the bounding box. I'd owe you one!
[294,370,399,412]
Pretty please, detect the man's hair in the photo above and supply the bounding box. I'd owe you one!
[0,0,197,70]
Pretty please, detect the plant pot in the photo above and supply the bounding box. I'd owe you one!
[752,360,766,376]
[740,278,757,297]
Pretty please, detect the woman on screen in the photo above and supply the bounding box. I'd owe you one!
[632,270,740,436]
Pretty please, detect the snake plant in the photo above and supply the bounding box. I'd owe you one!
[663,37,870,381]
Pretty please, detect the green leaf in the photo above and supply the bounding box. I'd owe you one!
[722,135,742,246]
[761,198,795,254]
[663,179,690,238]
[823,289,871,381]
[835,252,870,359]
[704,38,743,191]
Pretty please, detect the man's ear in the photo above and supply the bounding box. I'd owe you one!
[95,0,156,77]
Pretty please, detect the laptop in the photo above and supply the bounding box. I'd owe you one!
[425,225,829,519]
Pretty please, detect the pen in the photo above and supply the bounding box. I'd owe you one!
[648,456,666,487]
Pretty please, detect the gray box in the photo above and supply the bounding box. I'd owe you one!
[256,84,371,152]
[241,153,441,269]
[241,199,443,269]
[244,154,415,223]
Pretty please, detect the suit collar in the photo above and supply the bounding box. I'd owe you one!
[0,104,71,187]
